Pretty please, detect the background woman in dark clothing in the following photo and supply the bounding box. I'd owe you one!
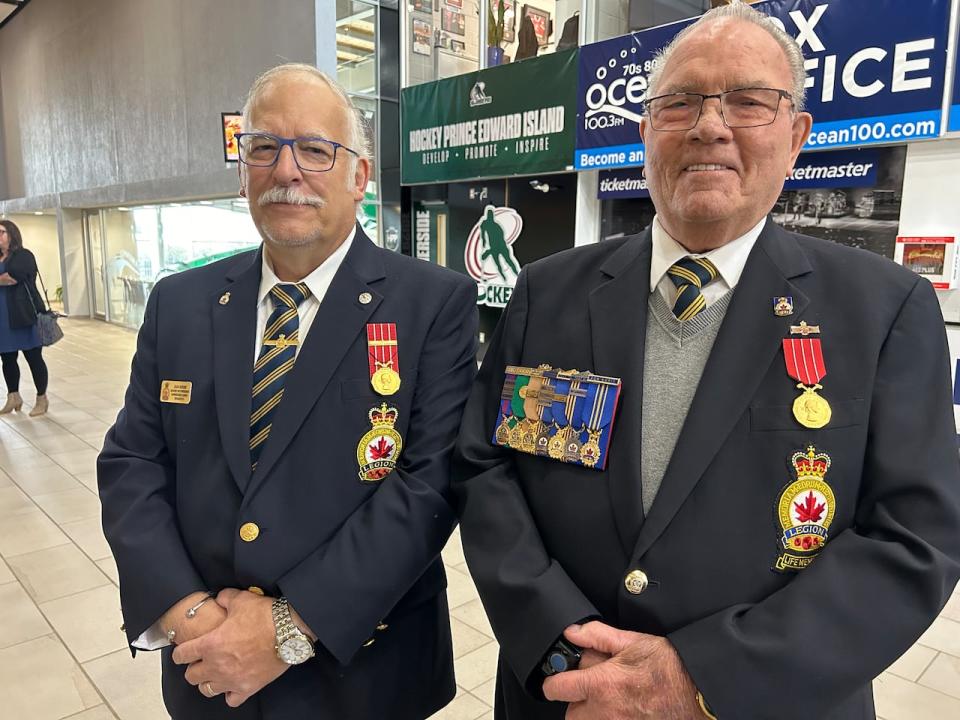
[0,220,50,416]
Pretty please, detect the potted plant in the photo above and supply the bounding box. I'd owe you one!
[487,0,506,66]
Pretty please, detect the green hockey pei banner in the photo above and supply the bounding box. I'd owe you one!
[401,49,578,184]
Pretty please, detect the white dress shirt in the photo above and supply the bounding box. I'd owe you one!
[133,226,355,651]
[649,214,765,306]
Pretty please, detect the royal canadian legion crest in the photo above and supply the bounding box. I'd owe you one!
[357,404,403,482]
[774,446,836,572]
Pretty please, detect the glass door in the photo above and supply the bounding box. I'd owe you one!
[84,211,107,319]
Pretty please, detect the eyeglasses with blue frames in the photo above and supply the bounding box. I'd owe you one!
[236,132,359,172]
[643,87,794,132]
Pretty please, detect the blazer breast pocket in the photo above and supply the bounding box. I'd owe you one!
[750,398,866,432]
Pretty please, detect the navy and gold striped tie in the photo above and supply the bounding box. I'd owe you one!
[667,257,719,322]
[250,282,311,470]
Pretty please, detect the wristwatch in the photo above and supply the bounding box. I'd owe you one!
[271,597,315,665]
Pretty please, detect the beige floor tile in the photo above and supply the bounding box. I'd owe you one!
[60,516,114,561]
[0,445,55,471]
[454,640,500,691]
[49,448,100,475]
[0,467,13,487]
[447,566,481,610]
[7,543,112,603]
[29,433,94,454]
[442,527,466,567]
[0,508,70,558]
[0,581,52,649]
[919,652,960,700]
[874,671,960,719]
[96,555,120,585]
[471,678,497,707]
[32,487,101,524]
[83,647,170,720]
[11,464,83,497]
[451,598,495,638]
[885,642,938,682]
[0,557,13,584]
[40,584,126,663]
[0,430,33,450]
[0,635,102,720]
[0,484,36,516]
[74,470,99,493]
[452,616,494,660]
[917,617,960,657]
[427,690,490,720]
[62,705,119,720]
[942,589,960,623]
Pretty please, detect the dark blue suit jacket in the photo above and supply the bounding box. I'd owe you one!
[453,221,960,720]
[99,227,478,719]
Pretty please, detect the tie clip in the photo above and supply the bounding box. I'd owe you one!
[263,334,298,350]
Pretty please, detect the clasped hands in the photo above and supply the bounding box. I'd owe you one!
[165,589,294,707]
[542,621,703,720]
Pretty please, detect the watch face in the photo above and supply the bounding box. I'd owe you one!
[279,636,314,665]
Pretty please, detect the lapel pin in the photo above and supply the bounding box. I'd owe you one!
[219,292,231,305]
[773,296,793,317]
[359,292,372,305]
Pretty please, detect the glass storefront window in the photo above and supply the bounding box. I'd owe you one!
[337,0,379,95]
[100,200,260,329]
[405,0,481,86]
[493,0,581,62]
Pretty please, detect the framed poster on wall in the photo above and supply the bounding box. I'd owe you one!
[413,0,433,12]
[441,8,465,36]
[412,18,432,55]
[445,0,462,7]
[221,112,242,163]
[523,5,550,46]
[495,0,515,43]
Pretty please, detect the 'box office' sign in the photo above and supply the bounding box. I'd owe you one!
[401,49,579,184]
[575,0,956,170]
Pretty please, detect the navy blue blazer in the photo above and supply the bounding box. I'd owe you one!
[99,227,478,720]
[453,221,960,720]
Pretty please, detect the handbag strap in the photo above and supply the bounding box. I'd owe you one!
[34,270,53,313]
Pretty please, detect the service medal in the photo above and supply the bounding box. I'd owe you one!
[367,323,401,396]
[783,323,831,429]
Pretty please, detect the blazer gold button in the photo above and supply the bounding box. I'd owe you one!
[248,586,264,595]
[239,522,260,542]
[376,622,388,631]
[624,569,649,595]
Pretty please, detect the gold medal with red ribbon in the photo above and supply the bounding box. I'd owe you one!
[782,321,831,429]
[367,323,401,396]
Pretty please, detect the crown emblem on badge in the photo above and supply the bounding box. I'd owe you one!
[791,446,831,479]
[368,404,398,427]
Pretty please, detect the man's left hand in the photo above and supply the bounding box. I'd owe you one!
[542,621,702,719]
[172,589,288,707]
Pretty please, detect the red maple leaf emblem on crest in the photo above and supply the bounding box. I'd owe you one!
[794,491,825,523]
[369,436,394,460]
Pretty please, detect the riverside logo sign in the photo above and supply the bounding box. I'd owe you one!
[401,49,578,184]
[575,0,955,171]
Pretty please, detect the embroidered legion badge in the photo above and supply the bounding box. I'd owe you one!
[357,403,403,482]
[773,446,836,572]
[492,365,621,470]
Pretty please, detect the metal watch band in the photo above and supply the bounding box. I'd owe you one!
[271,597,310,648]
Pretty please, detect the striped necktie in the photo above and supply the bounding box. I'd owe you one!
[667,256,719,321]
[250,282,311,470]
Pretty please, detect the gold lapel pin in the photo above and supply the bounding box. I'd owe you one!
[359,292,372,305]
[219,292,231,305]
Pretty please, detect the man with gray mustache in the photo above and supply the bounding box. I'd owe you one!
[99,63,478,719]
[453,3,960,719]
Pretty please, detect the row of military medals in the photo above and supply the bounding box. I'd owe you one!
[494,366,620,469]
[357,323,404,482]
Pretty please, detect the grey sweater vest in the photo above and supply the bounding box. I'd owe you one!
[641,289,733,514]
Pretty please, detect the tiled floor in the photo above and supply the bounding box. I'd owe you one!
[0,318,958,719]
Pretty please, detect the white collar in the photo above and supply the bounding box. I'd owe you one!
[258,225,356,306]
[649,215,765,293]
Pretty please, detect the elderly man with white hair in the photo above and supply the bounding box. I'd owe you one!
[453,3,960,719]
[99,63,478,719]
